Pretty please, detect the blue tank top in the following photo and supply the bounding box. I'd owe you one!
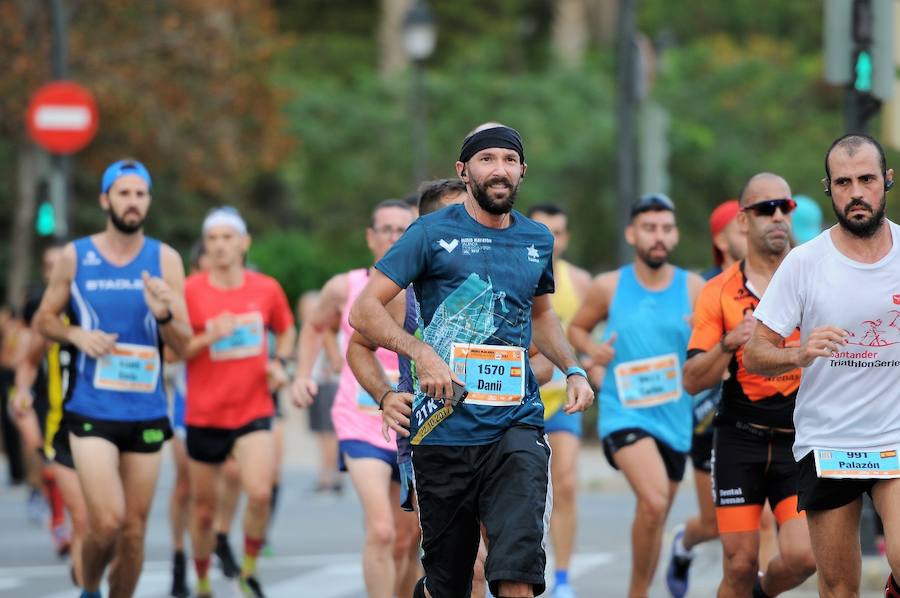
[598,264,693,452]
[67,237,167,421]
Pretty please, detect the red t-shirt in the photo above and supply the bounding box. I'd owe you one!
[184,271,294,428]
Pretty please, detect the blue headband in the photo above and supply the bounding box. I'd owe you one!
[101,159,152,194]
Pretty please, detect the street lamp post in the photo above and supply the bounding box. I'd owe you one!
[402,0,436,189]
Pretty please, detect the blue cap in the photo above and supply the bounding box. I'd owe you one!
[101,159,152,194]
[792,195,823,244]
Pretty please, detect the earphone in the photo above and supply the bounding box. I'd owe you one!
[822,174,893,196]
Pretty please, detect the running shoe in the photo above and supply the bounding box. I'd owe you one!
[239,574,266,597]
[215,534,240,579]
[553,583,576,598]
[665,525,693,598]
[26,488,47,525]
[51,524,70,557]
[170,551,189,598]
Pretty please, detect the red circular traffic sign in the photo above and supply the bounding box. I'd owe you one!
[26,81,99,155]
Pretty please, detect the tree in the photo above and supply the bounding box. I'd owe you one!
[0,0,293,304]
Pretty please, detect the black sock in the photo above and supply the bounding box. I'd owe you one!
[270,482,280,515]
[266,483,280,539]
[173,550,185,566]
[752,576,772,598]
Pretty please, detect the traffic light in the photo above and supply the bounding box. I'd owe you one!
[824,0,895,133]
[854,50,873,92]
[36,200,56,236]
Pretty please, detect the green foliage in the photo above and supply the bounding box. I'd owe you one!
[655,34,842,265]
[247,231,365,305]
[280,56,617,271]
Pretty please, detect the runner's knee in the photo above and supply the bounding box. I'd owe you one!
[192,499,215,531]
[92,510,125,540]
[367,518,396,549]
[636,491,669,525]
[553,470,577,504]
[244,484,272,510]
[722,548,758,585]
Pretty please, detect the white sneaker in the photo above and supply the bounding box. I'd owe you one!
[553,583,576,598]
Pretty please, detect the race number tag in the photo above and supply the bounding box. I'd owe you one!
[814,448,900,479]
[450,343,525,407]
[614,353,681,408]
[208,312,264,361]
[93,343,161,393]
[358,369,400,413]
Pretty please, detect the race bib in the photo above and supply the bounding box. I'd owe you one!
[208,312,264,361]
[358,369,400,413]
[450,343,525,407]
[614,353,681,408]
[541,368,568,420]
[814,448,900,479]
[94,343,161,393]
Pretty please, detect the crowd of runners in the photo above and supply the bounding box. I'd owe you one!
[0,127,898,598]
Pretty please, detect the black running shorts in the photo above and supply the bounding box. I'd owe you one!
[712,422,801,533]
[411,425,551,598]
[67,412,172,454]
[797,451,879,511]
[690,432,713,473]
[186,417,272,464]
[602,427,687,482]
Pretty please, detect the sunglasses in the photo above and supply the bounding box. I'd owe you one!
[742,198,796,217]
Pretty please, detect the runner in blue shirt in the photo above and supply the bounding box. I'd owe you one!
[350,125,593,598]
[568,193,705,598]
[34,159,191,598]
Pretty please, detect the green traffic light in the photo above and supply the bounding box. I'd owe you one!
[36,201,55,236]
[854,50,873,92]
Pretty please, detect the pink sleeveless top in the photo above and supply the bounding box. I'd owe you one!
[330,268,398,451]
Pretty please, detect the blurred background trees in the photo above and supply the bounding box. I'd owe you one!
[2,0,894,305]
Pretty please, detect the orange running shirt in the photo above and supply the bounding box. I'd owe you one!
[688,261,800,428]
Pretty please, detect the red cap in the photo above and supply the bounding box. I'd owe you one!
[709,199,740,266]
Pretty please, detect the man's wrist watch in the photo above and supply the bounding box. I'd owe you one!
[155,309,174,325]
[566,366,588,380]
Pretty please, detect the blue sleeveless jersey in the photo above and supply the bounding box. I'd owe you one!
[67,237,167,421]
[598,264,693,452]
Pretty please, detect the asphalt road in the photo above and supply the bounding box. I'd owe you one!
[0,410,890,597]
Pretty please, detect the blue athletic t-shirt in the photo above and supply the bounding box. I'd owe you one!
[67,236,168,421]
[376,203,555,446]
[598,264,693,453]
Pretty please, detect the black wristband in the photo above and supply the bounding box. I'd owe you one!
[378,389,394,411]
[155,309,174,325]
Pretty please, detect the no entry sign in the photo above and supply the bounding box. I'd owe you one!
[26,81,99,154]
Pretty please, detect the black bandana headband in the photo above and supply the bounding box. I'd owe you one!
[458,126,525,164]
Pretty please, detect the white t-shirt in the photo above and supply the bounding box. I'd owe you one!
[754,221,900,460]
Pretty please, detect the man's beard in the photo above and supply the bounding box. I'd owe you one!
[471,175,519,215]
[832,194,886,238]
[636,243,670,270]
[108,206,145,235]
